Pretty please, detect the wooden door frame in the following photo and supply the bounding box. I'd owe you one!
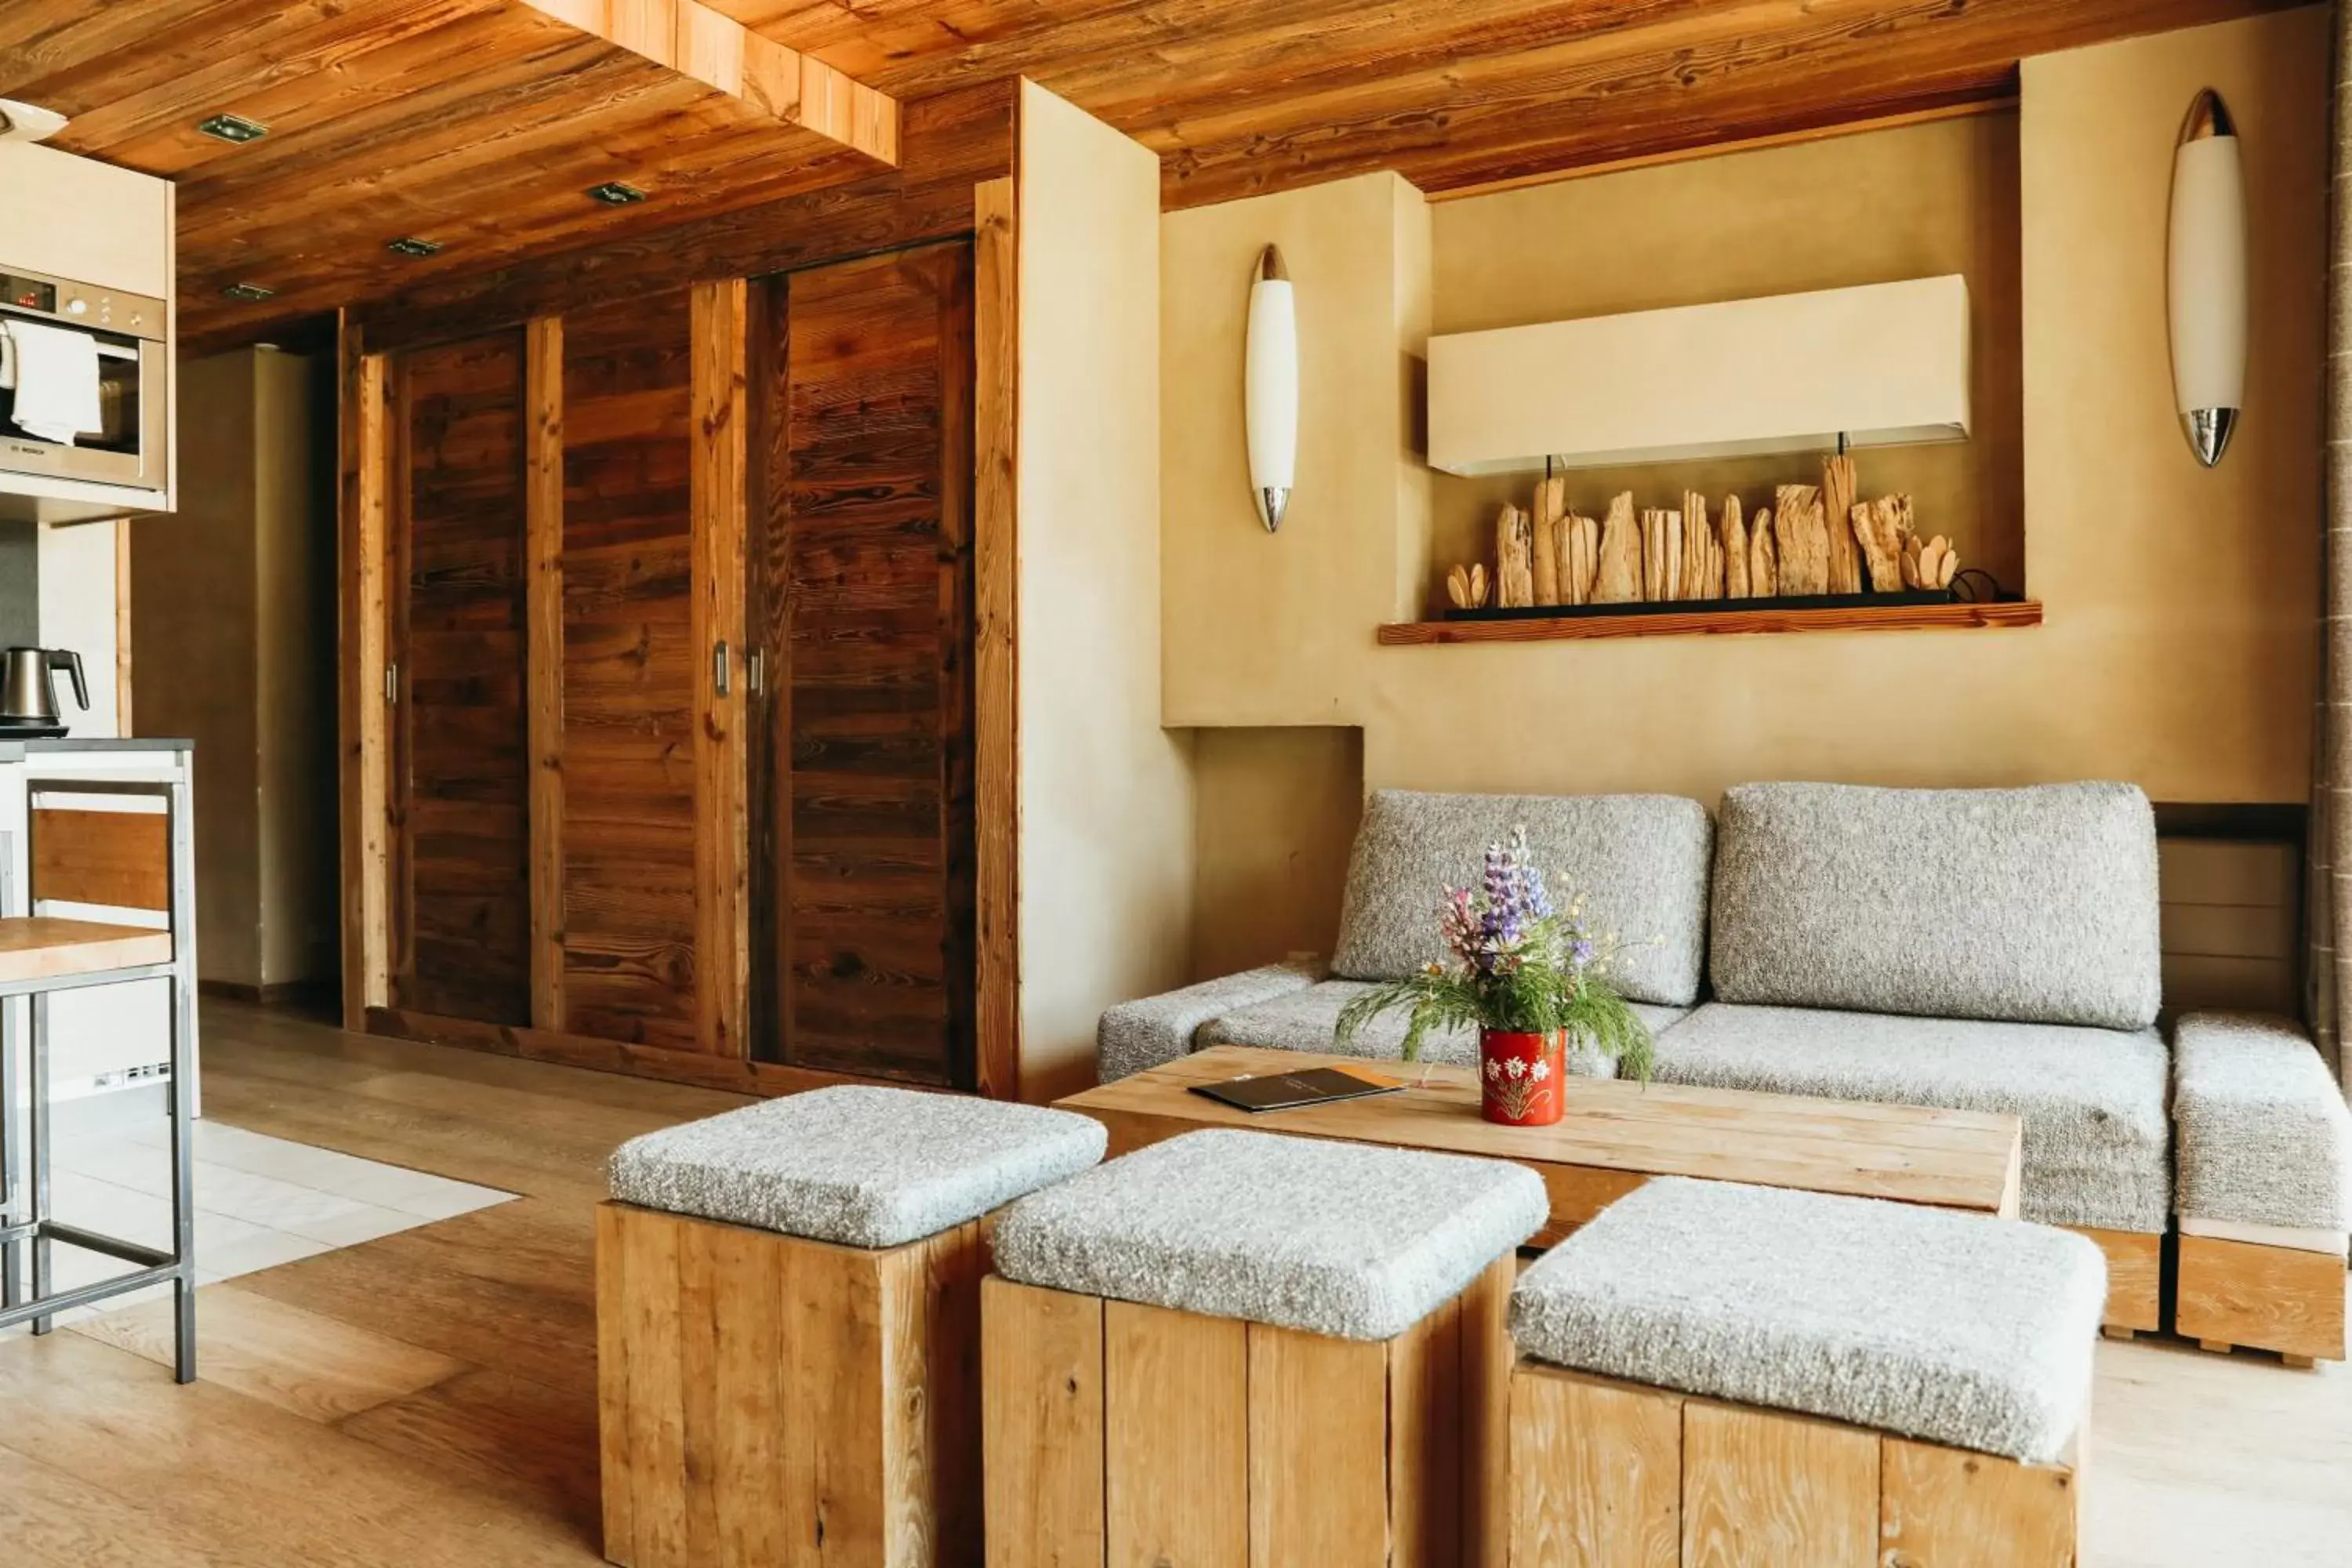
[336,313,391,1033]
[972,176,1018,1101]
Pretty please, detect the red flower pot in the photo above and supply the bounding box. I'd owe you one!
[1478,1029,1565,1127]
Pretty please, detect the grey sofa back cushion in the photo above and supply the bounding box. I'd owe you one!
[1709,781,2161,1029]
[1330,789,1712,1007]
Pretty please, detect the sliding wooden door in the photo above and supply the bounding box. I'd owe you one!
[386,332,532,1025]
[757,242,977,1085]
[554,291,710,1054]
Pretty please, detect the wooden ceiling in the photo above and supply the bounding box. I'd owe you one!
[0,0,2299,347]
[708,0,2302,202]
[2,0,899,338]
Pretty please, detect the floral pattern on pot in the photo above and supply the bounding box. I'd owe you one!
[1479,1029,1565,1127]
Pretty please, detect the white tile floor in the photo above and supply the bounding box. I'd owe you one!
[2,1118,513,1335]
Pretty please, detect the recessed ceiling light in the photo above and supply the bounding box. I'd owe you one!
[387,237,442,258]
[221,282,276,301]
[196,113,268,144]
[586,181,646,205]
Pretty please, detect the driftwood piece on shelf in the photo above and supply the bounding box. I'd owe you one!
[1748,506,1778,597]
[1594,492,1640,604]
[1496,503,1535,608]
[1722,495,1751,599]
[1773,484,1829,596]
[1642,508,1683,602]
[1531,477,1563,604]
[1852,495,1913,593]
[1445,562,1491,610]
[1562,510,1599,605]
[1681,492,1713,601]
[1821,454,1863,594]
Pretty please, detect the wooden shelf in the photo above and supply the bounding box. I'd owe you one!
[0,917,172,985]
[1377,598,2042,646]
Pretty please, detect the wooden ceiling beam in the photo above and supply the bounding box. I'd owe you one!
[523,0,898,163]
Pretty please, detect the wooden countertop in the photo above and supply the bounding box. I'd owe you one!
[0,917,172,984]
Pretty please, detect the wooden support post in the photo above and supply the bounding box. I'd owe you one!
[337,314,392,1033]
[524,316,567,1035]
[690,281,751,1060]
[972,176,1020,1102]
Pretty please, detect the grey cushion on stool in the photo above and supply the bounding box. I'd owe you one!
[2174,1011,2352,1232]
[992,1128,1548,1341]
[608,1085,1108,1249]
[1511,1178,2105,1464]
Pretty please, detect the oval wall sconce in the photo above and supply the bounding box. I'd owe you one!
[1245,244,1298,532]
[2167,88,2247,468]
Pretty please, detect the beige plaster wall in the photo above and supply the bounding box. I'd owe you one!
[1162,172,1432,727]
[1189,725,1363,979]
[1017,82,1197,1098]
[1163,8,2325,852]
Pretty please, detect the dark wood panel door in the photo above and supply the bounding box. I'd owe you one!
[557,292,704,1052]
[757,241,976,1085]
[387,332,531,1025]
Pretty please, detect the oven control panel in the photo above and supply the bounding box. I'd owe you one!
[0,267,167,344]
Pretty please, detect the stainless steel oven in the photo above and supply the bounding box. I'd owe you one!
[0,262,168,495]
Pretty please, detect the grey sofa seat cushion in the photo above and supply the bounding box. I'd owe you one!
[2174,1011,2352,1230]
[1097,961,1323,1081]
[1331,789,1711,1007]
[1652,1004,2169,1232]
[608,1086,1107,1248]
[992,1128,1547,1341]
[1512,1178,2104,1464]
[1710,781,2161,1030]
[1201,978,1687,1068]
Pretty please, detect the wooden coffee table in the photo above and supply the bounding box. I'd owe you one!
[1058,1045,2023,1247]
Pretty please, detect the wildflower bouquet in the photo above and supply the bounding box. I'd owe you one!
[1333,827,1653,1088]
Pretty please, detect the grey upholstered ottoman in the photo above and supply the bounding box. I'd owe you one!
[985,1129,1548,1564]
[598,1086,1105,1568]
[2172,1012,2352,1366]
[1507,1178,2105,1567]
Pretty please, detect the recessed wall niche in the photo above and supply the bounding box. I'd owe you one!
[1425,109,2025,612]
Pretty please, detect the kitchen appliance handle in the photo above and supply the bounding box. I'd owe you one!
[48,648,87,710]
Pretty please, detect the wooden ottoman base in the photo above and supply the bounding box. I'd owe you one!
[596,1202,986,1568]
[2067,1225,2161,1335]
[982,1256,1516,1567]
[2176,1232,2347,1367]
[1508,1362,2079,1568]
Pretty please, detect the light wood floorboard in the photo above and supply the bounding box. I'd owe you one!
[0,998,2343,1565]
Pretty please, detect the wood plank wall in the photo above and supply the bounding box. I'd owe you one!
[2159,836,2303,1015]
[386,331,532,1026]
[760,241,977,1085]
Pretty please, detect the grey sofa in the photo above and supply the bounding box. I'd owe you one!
[1098,779,2352,1341]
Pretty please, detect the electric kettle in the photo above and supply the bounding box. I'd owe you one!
[1,646,89,735]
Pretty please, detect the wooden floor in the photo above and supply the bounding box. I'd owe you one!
[1,999,2347,1566]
